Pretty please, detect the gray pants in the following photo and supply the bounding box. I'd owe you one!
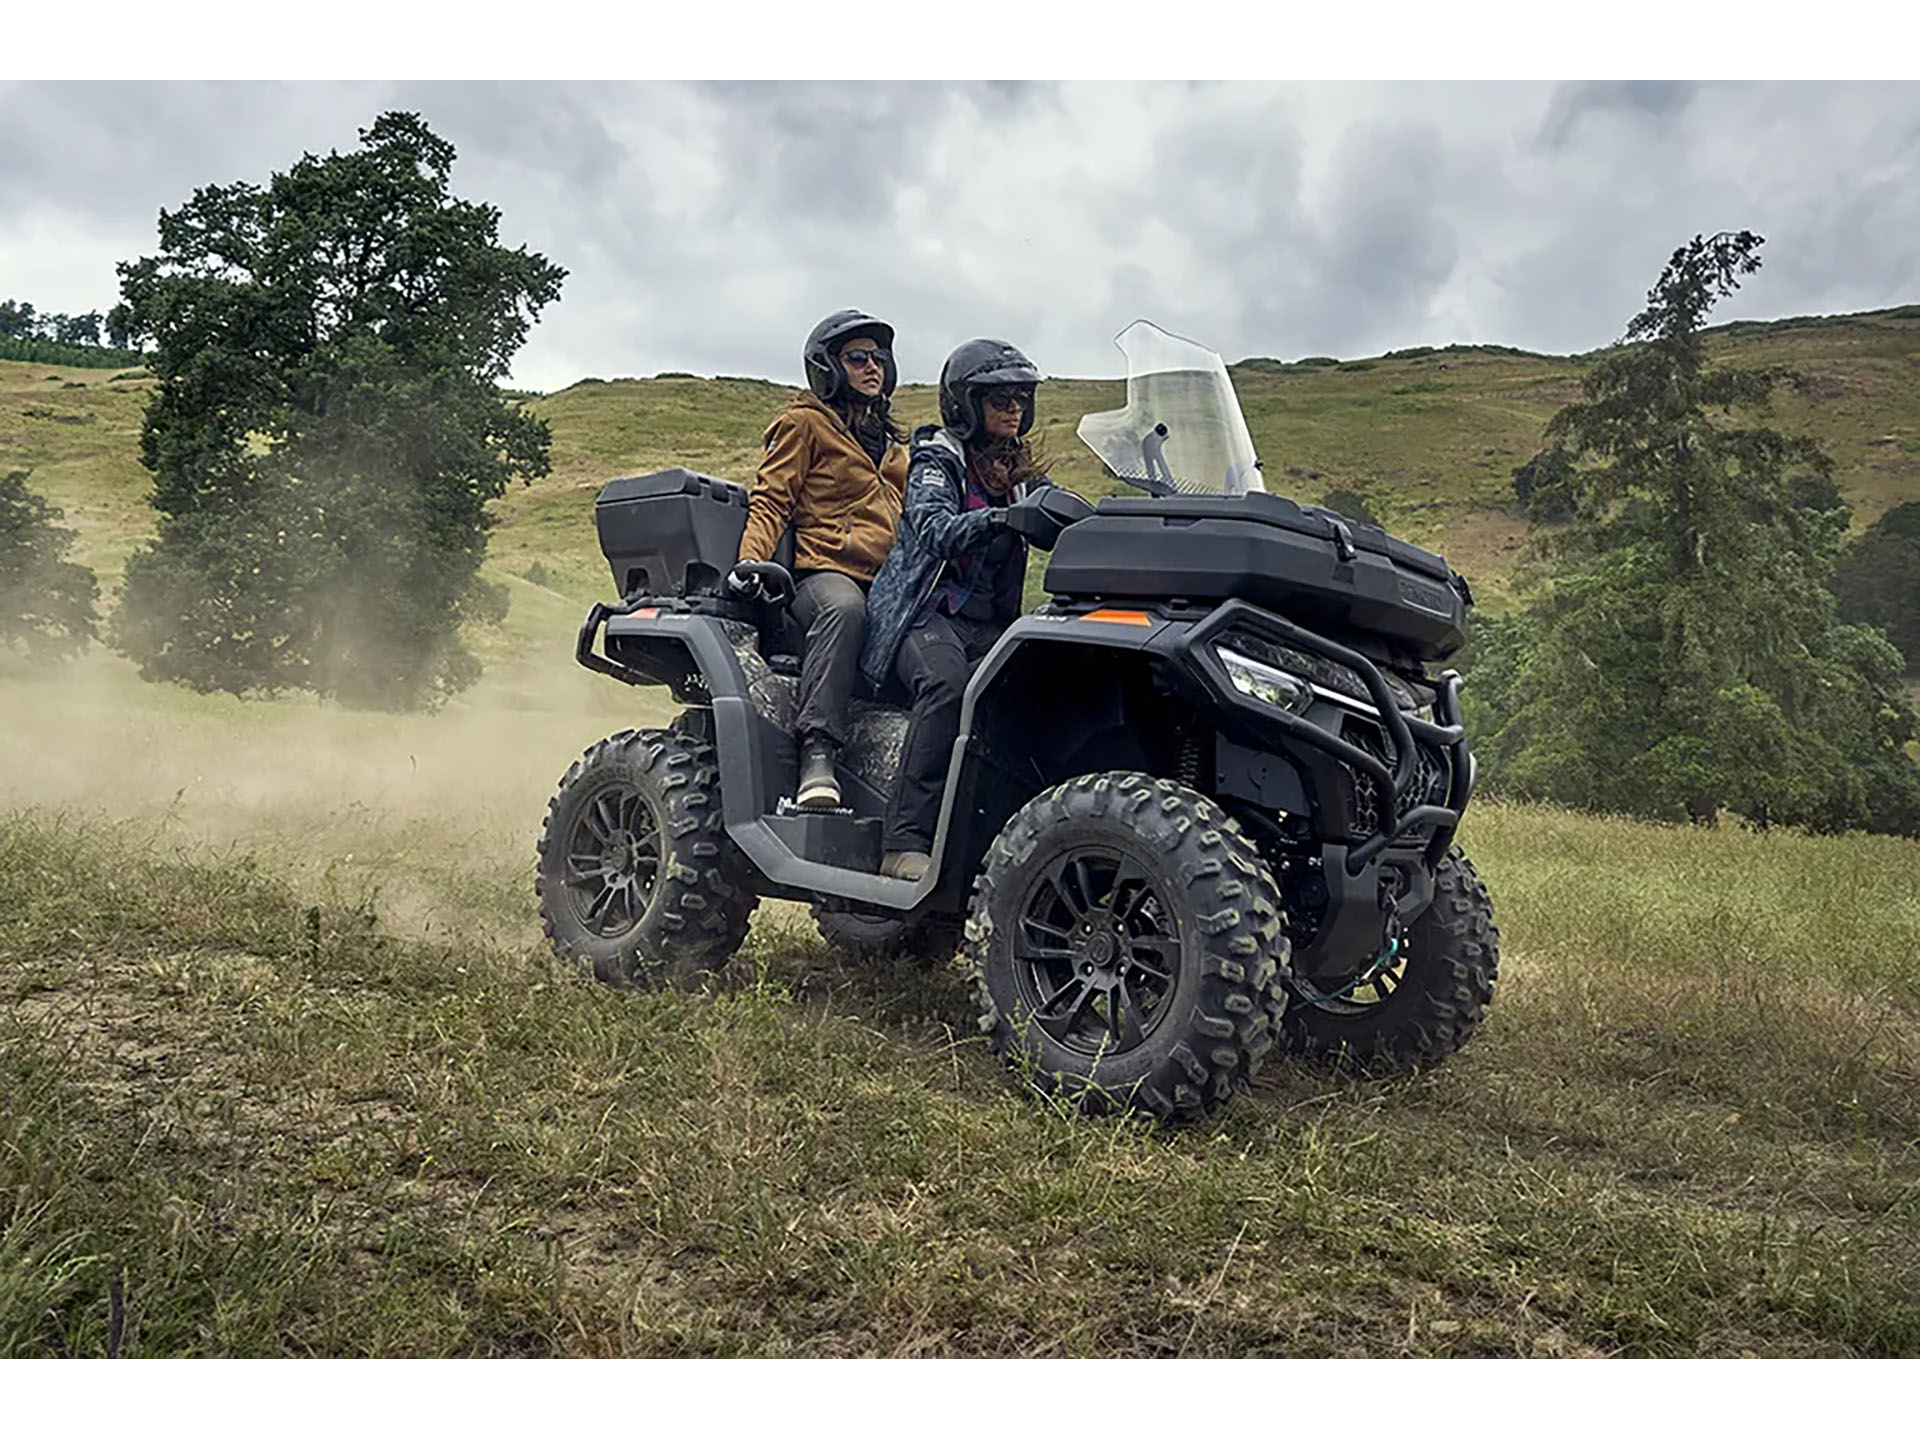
[790,570,868,751]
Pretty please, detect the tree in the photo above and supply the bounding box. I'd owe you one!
[1832,501,1920,674]
[1510,447,1578,522]
[53,311,103,346]
[108,112,565,708]
[0,470,101,662]
[1467,232,1920,835]
[0,299,36,339]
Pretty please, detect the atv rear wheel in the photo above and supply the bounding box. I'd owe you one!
[812,904,963,967]
[1278,844,1497,1072]
[967,773,1289,1124]
[537,728,757,989]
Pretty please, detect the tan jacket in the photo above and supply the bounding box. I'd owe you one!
[738,392,908,583]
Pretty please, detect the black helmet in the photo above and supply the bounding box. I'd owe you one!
[804,308,897,403]
[938,337,1042,441]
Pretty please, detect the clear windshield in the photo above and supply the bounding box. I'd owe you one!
[1077,320,1264,498]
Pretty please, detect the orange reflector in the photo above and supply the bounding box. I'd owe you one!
[1082,608,1154,627]
[634,607,660,619]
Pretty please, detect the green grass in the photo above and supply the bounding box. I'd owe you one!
[1,360,158,594]
[2,800,1915,1356]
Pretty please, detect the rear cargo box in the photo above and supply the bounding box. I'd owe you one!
[1043,492,1470,660]
[595,469,749,599]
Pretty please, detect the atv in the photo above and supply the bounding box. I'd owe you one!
[538,321,1498,1123]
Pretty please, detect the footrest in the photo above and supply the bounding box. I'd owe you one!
[764,810,883,872]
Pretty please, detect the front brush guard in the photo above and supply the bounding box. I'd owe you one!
[1169,599,1473,873]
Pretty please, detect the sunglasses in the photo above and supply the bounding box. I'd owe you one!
[983,387,1033,413]
[840,347,890,370]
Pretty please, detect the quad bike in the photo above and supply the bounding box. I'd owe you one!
[538,321,1498,1122]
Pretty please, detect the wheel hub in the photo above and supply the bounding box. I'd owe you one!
[1081,928,1116,970]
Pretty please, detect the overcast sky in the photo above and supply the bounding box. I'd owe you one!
[2,80,1917,391]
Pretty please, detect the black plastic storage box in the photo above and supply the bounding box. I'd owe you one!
[1043,493,1470,661]
[595,469,749,599]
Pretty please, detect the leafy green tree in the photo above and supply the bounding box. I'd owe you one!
[1510,446,1578,522]
[0,469,101,662]
[0,299,36,339]
[53,311,103,346]
[1832,501,1920,674]
[108,111,565,709]
[1467,232,1920,835]
[1786,471,1846,514]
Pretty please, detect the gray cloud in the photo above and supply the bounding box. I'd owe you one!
[1,80,1916,394]
[1305,122,1459,350]
[1539,80,1698,148]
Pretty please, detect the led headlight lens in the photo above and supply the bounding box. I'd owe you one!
[1216,645,1312,714]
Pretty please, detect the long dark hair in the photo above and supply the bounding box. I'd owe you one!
[965,431,1048,499]
[832,389,904,451]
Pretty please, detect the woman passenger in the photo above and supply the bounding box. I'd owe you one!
[859,338,1051,880]
[731,309,909,810]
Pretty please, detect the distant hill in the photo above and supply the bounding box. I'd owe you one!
[6,305,1917,614]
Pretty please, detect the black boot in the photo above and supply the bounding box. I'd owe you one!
[796,738,841,810]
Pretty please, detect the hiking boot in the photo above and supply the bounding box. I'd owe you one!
[881,850,931,881]
[796,740,841,810]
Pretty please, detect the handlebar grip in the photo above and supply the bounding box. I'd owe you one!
[732,561,796,606]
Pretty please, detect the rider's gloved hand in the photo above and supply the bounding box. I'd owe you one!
[723,562,764,601]
[998,484,1062,545]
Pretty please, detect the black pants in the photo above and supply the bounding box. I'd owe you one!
[791,570,868,751]
[885,611,1002,853]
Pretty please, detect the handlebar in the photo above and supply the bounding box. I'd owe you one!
[730,561,796,607]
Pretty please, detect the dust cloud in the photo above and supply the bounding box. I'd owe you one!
[0,592,678,950]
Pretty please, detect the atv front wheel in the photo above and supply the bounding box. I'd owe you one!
[537,728,757,989]
[967,773,1289,1123]
[1278,844,1497,1072]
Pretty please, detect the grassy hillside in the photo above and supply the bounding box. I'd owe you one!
[3,304,1918,1357]
[502,305,1920,612]
[7,305,1918,614]
[0,361,155,589]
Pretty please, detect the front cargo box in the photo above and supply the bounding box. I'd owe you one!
[1043,493,1470,660]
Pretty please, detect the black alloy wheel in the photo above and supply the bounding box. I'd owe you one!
[561,782,662,938]
[1011,849,1180,1059]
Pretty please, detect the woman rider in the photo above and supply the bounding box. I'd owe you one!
[730,309,909,810]
[859,339,1050,880]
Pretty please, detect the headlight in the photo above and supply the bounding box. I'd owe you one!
[1216,645,1312,714]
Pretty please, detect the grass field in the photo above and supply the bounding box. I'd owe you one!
[3,307,1918,1357]
[4,753,1916,1356]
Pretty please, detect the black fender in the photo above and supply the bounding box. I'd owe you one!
[581,606,1172,913]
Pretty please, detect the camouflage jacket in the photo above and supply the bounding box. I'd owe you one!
[859,426,1037,692]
